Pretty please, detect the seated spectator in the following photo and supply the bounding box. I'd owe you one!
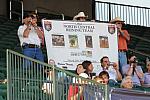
[120,76,133,89]
[72,64,86,83]
[99,71,109,85]
[75,64,86,75]
[96,56,122,82]
[68,73,88,100]
[94,76,105,84]
[84,71,109,100]
[122,54,144,86]
[143,61,150,86]
[73,12,88,21]
[82,60,94,79]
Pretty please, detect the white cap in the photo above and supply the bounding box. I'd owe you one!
[73,12,88,20]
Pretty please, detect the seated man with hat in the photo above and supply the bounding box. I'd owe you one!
[73,12,88,21]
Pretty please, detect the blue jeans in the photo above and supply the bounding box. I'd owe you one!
[118,51,127,75]
[23,47,44,69]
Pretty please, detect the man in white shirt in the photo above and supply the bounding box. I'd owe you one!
[96,56,122,82]
[17,13,44,68]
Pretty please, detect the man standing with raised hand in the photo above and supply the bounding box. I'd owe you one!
[110,17,130,75]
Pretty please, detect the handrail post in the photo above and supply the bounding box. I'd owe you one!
[7,49,12,100]
[52,65,56,100]
[104,85,109,100]
[61,14,64,20]
[21,0,24,23]
[10,0,12,20]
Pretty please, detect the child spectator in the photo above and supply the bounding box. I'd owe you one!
[99,71,109,85]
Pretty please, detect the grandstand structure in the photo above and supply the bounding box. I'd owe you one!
[0,0,150,100]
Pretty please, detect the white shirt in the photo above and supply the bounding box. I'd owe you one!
[17,24,41,46]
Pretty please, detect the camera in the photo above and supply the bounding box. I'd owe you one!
[131,58,138,63]
[109,62,114,66]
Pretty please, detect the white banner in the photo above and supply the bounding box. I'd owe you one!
[42,20,118,74]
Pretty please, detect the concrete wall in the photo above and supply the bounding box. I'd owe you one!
[23,0,92,19]
[0,0,7,16]
[0,0,92,19]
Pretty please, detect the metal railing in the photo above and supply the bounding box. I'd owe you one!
[95,0,150,27]
[7,49,109,100]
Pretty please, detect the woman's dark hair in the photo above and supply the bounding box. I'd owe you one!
[82,60,92,76]
[99,71,109,79]
[75,64,82,75]
[82,60,92,70]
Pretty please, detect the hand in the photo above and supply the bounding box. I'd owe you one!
[118,27,123,33]
[32,23,37,27]
[131,63,136,68]
[112,62,119,70]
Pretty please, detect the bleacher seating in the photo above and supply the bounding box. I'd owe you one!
[0,16,8,24]
[125,24,150,71]
[0,17,21,100]
[126,25,150,55]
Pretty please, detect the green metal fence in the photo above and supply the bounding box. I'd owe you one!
[7,49,109,100]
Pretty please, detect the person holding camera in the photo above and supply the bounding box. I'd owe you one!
[17,13,44,68]
[122,55,144,86]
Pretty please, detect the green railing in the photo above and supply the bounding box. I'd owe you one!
[7,49,109,100]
